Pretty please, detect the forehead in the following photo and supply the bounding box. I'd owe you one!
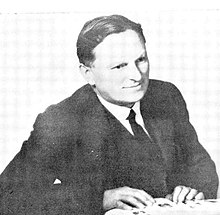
[92,30,146,66]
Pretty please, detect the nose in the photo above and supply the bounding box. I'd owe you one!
[128,62,142,81]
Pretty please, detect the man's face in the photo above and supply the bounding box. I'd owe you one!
[88,30,149,107]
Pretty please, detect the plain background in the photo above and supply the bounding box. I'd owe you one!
[0,0,220,197]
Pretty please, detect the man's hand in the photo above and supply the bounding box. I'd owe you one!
[166,185,204,203]
[103,186,155,211]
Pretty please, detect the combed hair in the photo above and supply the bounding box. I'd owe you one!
[76,14,146,67]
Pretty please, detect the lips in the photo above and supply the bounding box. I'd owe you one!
[123,82,142,89]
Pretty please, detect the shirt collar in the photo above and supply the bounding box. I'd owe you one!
[97,95,140,121]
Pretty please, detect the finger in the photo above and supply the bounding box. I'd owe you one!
[122,195,146,209]
[172,186,183,203]
[116,200,133,210]
[177,186,191,203]
[155,197,176,207]
[123,188,155,205]
[135,189,155,205]
[165,194,173,201]
[195,192,205,200]
[185,188,198,200]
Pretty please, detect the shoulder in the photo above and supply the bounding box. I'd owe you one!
[141,79,187,117]
[43,84,95,116]
[147,79,180,94]
[145,79,183,102]
[33,84,97,131]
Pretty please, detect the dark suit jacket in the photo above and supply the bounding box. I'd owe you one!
[0,80,218,215]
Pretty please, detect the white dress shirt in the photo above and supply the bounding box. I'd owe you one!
[97,95,150,137]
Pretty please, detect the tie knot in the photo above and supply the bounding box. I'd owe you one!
[126,109,136,123]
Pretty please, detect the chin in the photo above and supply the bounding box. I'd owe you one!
[120,95,145,106]
[130,92,145,102]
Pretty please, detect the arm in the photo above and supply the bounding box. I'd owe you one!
[166,83,219,200]
[0,109,91,215]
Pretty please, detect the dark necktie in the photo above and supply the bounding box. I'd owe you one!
[126,109,163,162]
[126,109,151,142]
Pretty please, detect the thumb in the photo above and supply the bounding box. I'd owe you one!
[165,194,173,201]
[116,201,133,210]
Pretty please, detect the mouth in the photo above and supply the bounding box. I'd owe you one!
[123,82,142,89]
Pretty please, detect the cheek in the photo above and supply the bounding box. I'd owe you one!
[94,72,110,86]
[94,70,126,91]
[106,74,124,86]
[140,63,149,74]
[96,76,118,93]
[137,60,149,73]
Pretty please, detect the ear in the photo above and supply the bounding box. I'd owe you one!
[79,64,96,86]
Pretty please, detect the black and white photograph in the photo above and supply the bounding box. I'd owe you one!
[0,1,219,214]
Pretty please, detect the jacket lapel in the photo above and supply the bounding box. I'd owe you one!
[140,90,176,172]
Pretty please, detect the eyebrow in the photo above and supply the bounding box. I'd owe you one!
[110,51,147,69]
[110,62,128,70]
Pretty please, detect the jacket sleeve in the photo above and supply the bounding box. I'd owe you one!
[0,107,103,215]
[166,83,219,199]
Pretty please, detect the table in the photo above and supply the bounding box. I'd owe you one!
[105,199,220,215]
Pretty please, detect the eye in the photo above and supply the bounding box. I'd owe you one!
[111,63,127,70]
[136,56,147,63]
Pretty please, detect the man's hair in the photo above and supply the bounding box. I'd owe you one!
[76,14,146,67]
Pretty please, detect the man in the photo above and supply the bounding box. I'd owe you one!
[0,14,218,215]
